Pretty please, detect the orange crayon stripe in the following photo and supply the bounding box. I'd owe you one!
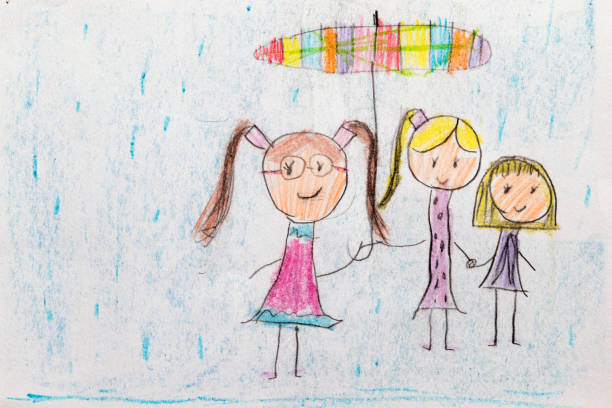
[448,29,473,72]
[323,28,337,73]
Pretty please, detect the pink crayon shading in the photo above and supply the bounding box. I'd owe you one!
[262,238,323,316]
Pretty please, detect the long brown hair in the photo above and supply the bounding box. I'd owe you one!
[194,120,388,246]
[344,120,389,243]
[193,120,252,246]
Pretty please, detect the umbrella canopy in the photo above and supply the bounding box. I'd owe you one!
[254,21,491,75]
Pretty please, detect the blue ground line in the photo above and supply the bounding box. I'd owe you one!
[360,387,419,393]
[504,390,563,397]
[6,392,571,407]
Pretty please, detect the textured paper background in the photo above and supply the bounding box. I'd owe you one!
[1,0,610,406]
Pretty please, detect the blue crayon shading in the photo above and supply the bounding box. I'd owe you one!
[140,71,146,95]
[584,185,591,206]
[142,336,150,361]
[198,41,204,57]
[130,126,137,159]
[32,153,38,180]
[430,23,451,71]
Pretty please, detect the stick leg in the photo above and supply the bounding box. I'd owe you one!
[489,289,498,347]
[512,292,520,346]
[269,324,281,379]
[422,309,432,351]
[444,309,454,351]
[294,326,301,377]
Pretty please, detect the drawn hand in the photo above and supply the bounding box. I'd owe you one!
[466,259,477,268]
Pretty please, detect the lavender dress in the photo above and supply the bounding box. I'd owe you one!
[413,189,461,317]
[479,230,526,295]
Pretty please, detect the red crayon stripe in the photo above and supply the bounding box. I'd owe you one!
[263,38,283,64]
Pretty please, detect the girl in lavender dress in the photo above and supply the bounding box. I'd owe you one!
[193,120,387,378]
[379,109,482,350]
[471,156,558,346]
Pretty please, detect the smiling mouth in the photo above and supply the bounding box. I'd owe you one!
[436,177,449,185]
[297,187,322,200]
[514,205,527,213]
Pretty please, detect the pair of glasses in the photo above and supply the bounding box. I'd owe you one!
[262,154,346,180]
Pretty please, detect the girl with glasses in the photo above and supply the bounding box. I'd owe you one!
[193,120,388,378]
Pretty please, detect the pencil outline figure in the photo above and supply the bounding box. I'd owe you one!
[379,108,482,351]
[193,120,388,378]
[470,156,558,346]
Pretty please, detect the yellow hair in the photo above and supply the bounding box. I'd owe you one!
[378,109,417,208]
[473,156,558,230]
[378,109,481,209]
[409,116,480,152]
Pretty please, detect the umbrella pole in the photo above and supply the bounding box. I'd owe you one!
[370,10,380,137]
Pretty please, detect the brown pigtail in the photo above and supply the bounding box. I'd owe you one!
[193,120,253,246]
[344,120,389,243]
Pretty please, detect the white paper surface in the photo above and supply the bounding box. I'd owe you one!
[1,1,611,407]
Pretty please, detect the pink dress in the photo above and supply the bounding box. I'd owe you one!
[413,189,462,317]
[250,222,340,328]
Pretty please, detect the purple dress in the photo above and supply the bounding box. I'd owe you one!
[414,189,461,317]
[480,230,526,295]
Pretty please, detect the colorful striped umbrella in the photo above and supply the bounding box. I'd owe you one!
[254,20,491,75]
[253,13,491,138]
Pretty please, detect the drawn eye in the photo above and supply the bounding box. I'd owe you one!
[530,185,538,194]
[453,158,459,168]
[309,154,333,177]
[280,156,305,180]
[503,184,512,194]
[432,158,438,168]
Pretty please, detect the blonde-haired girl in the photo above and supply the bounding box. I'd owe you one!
[471,156,557,346]
[379,108,482,350]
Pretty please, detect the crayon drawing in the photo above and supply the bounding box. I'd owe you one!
[193,120,388,378]
[1,1,610,407]
[378,109,482,351]
[470,156,558,346]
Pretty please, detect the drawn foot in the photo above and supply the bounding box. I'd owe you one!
[512,340,521,346]
[421,343,432,351]
[488,338,497,347]
[261,372,277,380]
[294,369,305,378]
[444,345,458,351]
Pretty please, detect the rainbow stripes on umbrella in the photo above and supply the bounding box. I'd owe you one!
[254,22,491,75]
